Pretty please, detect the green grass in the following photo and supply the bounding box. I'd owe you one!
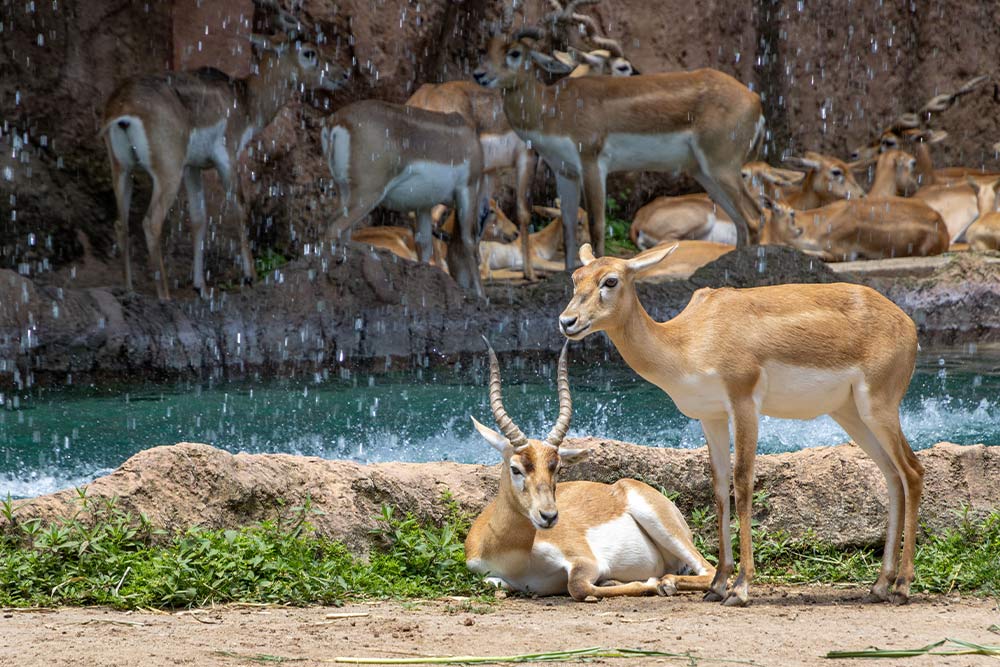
[690,503,1000,595]
[2,489,997,610]
[0,490,490,609]
[605,195,638,256]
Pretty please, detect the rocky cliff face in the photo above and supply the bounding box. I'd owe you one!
[2,0,999,281]
[7,440,999,553]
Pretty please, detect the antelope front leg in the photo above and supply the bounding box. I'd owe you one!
[555,173,581,270]
[725,398,759,607]
[581,160,606,258]
[701,417,734,602]
[515,149,537,281]
[217,159,256,285]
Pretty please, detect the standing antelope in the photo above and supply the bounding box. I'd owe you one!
[473,15,764,266]
[406,0,635,281]
[466,340,715,600]
[558,243,924,606]
[101,4,346,300]
[320,100,485,296]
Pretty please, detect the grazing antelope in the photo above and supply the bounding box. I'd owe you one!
[966,178,1000,251]
[473,10,764,265]
[558,243,925,606]
[465,340,714,600]
[101,2,346,300]
[760,196,948,262]
[319,100,485,296]
[480,205,591,277]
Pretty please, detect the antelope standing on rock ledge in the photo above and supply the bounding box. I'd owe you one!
[465,341,715,600]
[101,1,347,301]
[473,6,764,266]
[558,243,924,606]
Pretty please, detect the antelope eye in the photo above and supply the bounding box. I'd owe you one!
[830,169,843,178]
[602,277,618,288]
[510,467,523,477]
[509,49,522,59]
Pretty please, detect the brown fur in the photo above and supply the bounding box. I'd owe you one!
[102,41,345,301]
[474,35,764,262]
[966,179,1000,251]
[633,241,732,282]
[762,198,949,261]
[320,100,485,296]
[559,247,924,606]
[407,81,538,279]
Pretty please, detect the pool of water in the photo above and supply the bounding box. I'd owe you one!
[2,347,999,498]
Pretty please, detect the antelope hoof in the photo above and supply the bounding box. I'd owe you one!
[890,591,911,606]
[722,590,751,607]
[702,590,724,602]
[656,579,678,597]
[864,581,892,603]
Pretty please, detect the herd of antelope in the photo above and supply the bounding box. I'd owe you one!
[100,0,993,606]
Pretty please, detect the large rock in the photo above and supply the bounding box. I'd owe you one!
[6,440,998,552]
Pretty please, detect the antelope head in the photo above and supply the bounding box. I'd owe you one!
[474,1,576,90]
[784,151,866,201]
[250,0,348,94]
[471,339,586,530]
[558,243,678,340]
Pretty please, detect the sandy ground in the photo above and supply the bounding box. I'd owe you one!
[2,586,998,667]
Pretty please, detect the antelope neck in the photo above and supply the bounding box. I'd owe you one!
[603,290,689,384]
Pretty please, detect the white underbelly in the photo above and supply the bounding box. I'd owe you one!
[601,132,693,173]
[757,363,858,419]
[586,514,664,582]
[186,119,227,169]
[381,161,467,210]
[468,542,570,596]
[664,371,730,420]
[521,131,582,175]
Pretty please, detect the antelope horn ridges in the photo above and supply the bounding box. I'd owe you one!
[482,336,528,447]
[545,341,573,447]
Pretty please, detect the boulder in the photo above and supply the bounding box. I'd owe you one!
[6,440,998,552]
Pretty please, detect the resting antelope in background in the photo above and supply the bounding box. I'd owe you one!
[320,100,486,296]
[101,0,347,300]
[966,177,1000,251]
[479,205,591,278]
[407,0,635,281]
[465,340,715,600]
[473,3,764,267]
[558,243,924,606]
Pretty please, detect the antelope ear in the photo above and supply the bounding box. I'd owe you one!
[783,155,822,171]
[627,243,678,274]
[558,448,589,466]
[579,243,596,265]
[529,50,575,74]
[471,416,510,454]
[552,50,576,67]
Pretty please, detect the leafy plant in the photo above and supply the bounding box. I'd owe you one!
[254,248,288,276]
[605,194,638,256]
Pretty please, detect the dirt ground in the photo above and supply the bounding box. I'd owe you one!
[2,586,998,667]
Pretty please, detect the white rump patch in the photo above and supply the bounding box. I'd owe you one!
[324,125,352,183]
[106,115,150,169]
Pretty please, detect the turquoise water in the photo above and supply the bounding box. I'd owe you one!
[2,347,998,498]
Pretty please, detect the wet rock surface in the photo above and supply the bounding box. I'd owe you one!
[6,440,998,552]
[1,246,998,387]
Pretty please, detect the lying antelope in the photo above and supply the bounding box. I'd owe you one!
[628,152,861,249]
[559,243,925,606]
[480,205,590,277]
[474,7,764,264]
[101,2,346,300]
[320,100,485,296]
[966,178,1000,251]
[761,195,949,262]
[465,340,714,599]
[632,240,732,283]
[351,201,519,272]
